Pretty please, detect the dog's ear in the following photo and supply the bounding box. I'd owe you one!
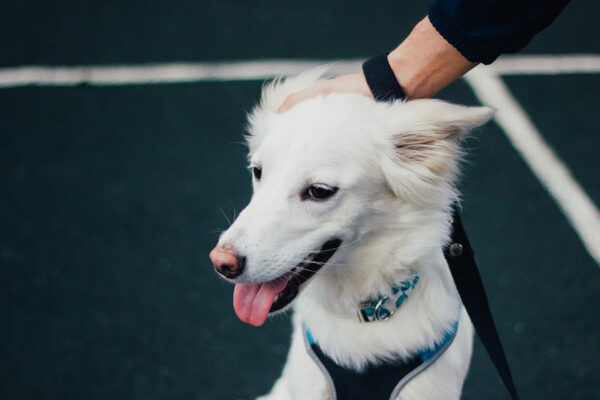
[381,99,494,202]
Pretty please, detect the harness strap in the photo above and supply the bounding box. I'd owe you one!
[362,54,520,400]
[304,321,458,400]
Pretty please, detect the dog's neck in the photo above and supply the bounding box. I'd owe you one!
[308,204,454,312]
[295,215,461,370]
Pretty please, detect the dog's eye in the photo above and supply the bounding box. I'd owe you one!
[303,184,338,201]
[253,167,262,181]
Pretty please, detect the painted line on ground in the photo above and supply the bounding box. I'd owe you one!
[1,55,600,88]
[465,68,600,266]
[0,60,361,88]
[487,54,600,75]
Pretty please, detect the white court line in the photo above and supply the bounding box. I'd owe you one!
[0,60,362,88]
[1,55,600,89]
[465,68,600,265]
[488,54,600,75]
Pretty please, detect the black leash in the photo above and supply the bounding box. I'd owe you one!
[445,210,520,400]
[362,53,520,399]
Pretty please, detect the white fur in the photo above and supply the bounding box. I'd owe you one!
[218,70,493,400]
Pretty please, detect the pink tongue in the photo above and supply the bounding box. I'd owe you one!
[233,277,289,327]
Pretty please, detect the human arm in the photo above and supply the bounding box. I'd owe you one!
[278,16,471,112]
[279,0,570,111]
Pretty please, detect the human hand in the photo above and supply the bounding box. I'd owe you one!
[277,72,373,113]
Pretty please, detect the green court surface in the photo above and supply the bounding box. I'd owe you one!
[1,1,599,399]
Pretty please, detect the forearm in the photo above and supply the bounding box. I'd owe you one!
[387,16,476,99]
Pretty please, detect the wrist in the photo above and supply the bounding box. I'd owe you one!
[387,17,476,99]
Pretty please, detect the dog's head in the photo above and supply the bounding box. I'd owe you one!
[210,71,493,326]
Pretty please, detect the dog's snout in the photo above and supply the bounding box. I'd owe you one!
[209,246,246,279]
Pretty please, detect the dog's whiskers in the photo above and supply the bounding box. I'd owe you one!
[218,207,233,227]
[229,201,238,221]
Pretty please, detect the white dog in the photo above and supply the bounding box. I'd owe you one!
[209,70,493,400]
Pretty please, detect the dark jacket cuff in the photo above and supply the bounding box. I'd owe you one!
[427,0,500,65]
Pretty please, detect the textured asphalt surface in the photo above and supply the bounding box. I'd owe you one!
[1,1,599,399]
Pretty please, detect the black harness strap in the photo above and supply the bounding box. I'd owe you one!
[311,344,422,400]
[362,54,521,400]
[304,322,458,400]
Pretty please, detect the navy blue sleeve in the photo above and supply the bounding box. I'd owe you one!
[428,0,571,64]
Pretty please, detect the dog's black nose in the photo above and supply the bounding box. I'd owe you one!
[209,247,246,279]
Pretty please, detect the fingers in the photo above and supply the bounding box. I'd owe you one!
[277,73,373,113]
[278,82,330,113]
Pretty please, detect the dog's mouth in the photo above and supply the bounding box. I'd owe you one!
[270,239,342,313]
[232,239,342,327]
